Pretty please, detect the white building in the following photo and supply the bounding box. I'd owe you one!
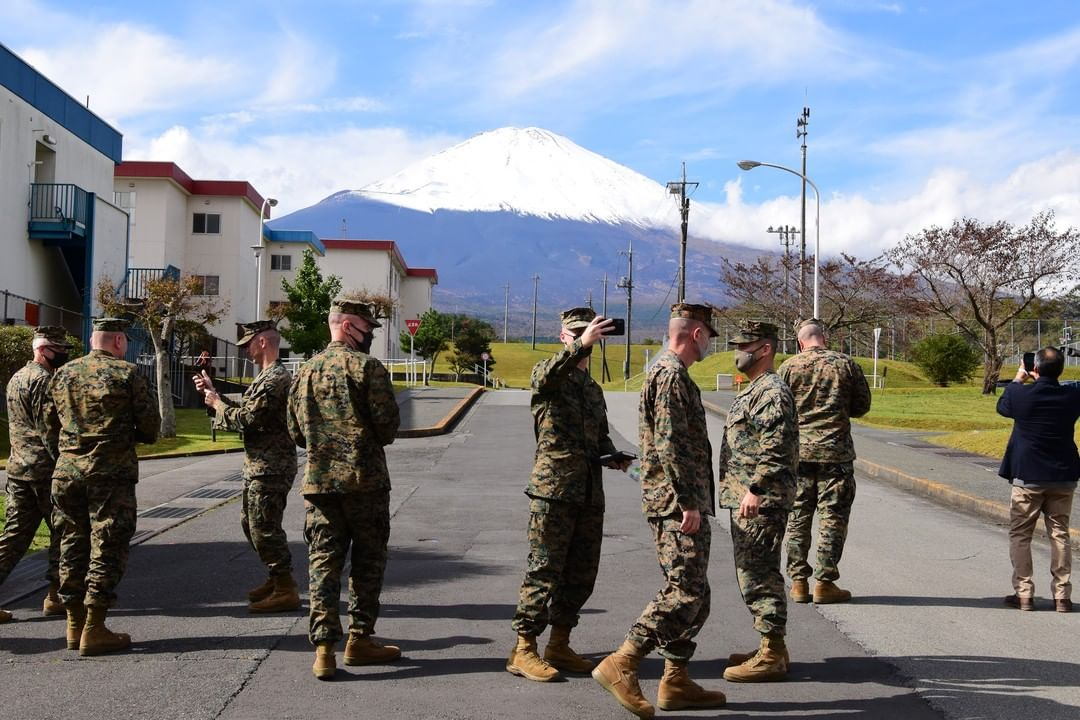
[0,42,128,341]
[114,161,325,348]
[322,239,438,358]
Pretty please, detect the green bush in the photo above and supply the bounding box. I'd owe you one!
[909,333,981,387]
[0,326,84,393]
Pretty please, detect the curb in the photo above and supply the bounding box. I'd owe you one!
[139,446,246,461]
[702,399,1080,550]
[396,387,486,438]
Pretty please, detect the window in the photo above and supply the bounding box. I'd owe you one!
[270,254,292,271]
[192,275,220,296]
[192,213,221,234]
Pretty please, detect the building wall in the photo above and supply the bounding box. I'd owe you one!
[320,247,399,357]
[400,276,434,326]
[91,197,130,316]
[116,178,189,270]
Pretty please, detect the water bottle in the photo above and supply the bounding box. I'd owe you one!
[628,463,641,482]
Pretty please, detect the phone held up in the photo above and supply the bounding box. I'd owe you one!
[1023,352,1035,373]
[606,318,625,336]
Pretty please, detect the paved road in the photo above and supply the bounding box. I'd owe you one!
[0,390,1076,719]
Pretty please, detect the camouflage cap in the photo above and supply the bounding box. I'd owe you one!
[728,320,779,345]
[236,319,279,347]
[330,297,382,328]
[33,325,73,348]
[560,306,596,331]
[92,317,132,333]
[671,302,719,337]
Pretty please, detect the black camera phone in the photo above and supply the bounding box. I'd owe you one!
[606,318,625,336]
[1023,352,1035,373]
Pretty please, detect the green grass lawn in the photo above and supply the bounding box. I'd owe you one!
[0,494,51,553]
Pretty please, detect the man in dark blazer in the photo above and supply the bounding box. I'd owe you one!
[997,346,1079,613]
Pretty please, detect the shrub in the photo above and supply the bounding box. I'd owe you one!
[910,333,981,387]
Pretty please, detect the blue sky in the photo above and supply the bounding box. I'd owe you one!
[4,0,1079,257]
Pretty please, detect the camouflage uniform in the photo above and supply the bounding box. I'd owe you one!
[778,341,871,584]
[719,365,798,637]
[288,338,400,646]
[45,345,159,609]
[215,359,298,578]
[511,327,617,637]
[628,347,715,662]
[1,361,60,588]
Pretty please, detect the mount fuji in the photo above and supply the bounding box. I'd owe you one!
[273,127,759,336]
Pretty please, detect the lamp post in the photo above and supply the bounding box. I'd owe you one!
[737,161,821,319]
[252,196,278,320]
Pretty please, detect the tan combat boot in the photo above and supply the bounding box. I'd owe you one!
[43,582,65,617]
[246,575,275,603]
[344,632,401,666]
[248,574,301,613]
[544,625,594,673]
[507,633,562,682]
[65,604,87,650]
[0,609,12,623]
[313,642,336,680]
[723,634,788,683]
[789,578,811,603]
[79,606,131,656]
[592,638,655,719]
[656,659,726,711]
[726,645,790,666]
[813,580,852,604]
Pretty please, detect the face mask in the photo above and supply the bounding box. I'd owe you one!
[49,351,69,369]
[734,347,760,372]
[349,328,373,354]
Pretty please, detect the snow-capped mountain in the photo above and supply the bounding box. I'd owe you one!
[274,127,758,335]
[353,127,681,228]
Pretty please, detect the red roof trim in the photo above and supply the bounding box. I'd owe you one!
[114,161,270,216]
[323,239,437,283]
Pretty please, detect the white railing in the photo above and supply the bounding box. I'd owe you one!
[471,363,502,389]
[384,357,428,386]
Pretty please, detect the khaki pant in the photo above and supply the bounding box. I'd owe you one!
[1009,485,1074,599]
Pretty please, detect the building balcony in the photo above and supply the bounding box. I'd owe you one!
[125,265,181,300]
[27,183,91,245]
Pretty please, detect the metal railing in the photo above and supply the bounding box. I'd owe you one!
[28,183,90,230]
[0,289,83,337]
[125,265,180,300]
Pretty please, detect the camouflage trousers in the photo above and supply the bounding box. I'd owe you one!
[512,497,604,637]
[0,476,60,585]
[241,475,294,577]
[51,477,137,608]
[785,461,856,583]
[304,490,390,645]
[628,515,711,663]
[731,510,787,637]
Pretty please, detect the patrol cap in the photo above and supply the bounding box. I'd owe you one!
[560,306,596,331]
[92,317,132,333]
[236,319,279,347]
[671,302,719,337]
[728,320,779,345]
[33,325,73,348]
[330,297,382,328]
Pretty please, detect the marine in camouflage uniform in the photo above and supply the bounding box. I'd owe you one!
[198,320,299,612]
[0,326,72,623]
[778,318,871,604]
[594,303,726,717]
[287,299,401,680]
[45,317,159,655]
[507,307,623,682]
[719,320,799,683]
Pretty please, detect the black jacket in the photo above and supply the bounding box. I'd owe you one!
[997,377,1080,486]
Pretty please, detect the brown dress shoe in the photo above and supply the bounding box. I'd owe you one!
[1055,598,1072,613]
[1004,594,1034,611]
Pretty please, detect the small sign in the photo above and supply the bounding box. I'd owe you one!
[405,319,422,336]
[481,352,490,361]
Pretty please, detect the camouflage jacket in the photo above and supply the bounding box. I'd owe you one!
[45,349,160,484]
[215,360,297,479]
[6,361,55,482]
[778,347,871,463]
[638,349,714,518]
[718,370,798,511]
[287,342,399,494]
[526,338,617,507]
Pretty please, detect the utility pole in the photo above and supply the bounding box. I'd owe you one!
[797,105,810,317]
[586,289,593,309]
[530,274,540,350]
[666,162,699,303]
[502,282,510,343]
[600,273,611,383]
[617,239,634,380]
[767,224,800,352]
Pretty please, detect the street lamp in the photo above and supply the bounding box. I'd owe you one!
[737,160,821,319]
[253,196,278,320]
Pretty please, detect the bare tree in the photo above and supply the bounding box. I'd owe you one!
[97,275,227,437]
[889,210,1080,393]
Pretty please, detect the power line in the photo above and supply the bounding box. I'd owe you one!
[666,162,699,303]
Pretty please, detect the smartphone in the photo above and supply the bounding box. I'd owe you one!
[599,450,637,464]
[1023,352,1035,373]
[606,318,625,336]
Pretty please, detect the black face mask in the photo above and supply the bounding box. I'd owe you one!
[348,327,373,354]
[49,351,70,369]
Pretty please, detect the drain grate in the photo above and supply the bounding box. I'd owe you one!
[221,472,244,483]
[130,529,156,545]
[139,506,200,519]
[185,487,241,499]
